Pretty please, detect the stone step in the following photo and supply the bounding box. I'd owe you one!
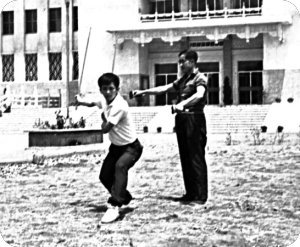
[0,105,271,134]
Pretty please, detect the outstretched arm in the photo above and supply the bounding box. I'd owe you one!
[71,94,103,108]
[132,83,175,97]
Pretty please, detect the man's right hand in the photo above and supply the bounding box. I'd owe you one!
[130,90,144,99]
[69,94,81,107]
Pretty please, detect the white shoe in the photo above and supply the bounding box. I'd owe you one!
[101,206,120,223]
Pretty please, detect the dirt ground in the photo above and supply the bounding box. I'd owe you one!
[0,133,300,247]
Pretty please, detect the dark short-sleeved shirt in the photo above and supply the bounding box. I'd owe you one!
[173,69,208,112]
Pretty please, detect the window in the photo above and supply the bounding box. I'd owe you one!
[73,6,78,31]
[72,51,79,80]
[25,9,37,34]
[155,64,177,105]
[2,11,14,35]
[49,53,62,80]
[192,0,223,11]
[49,8,61,32]
[2,55,14,82]
[233,0,263,9]
[25,54,38,81]
[238,61,263,104]
[150,0,179,14]
[197,62,220,105]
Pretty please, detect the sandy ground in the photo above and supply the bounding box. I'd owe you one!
[0,133,300,247]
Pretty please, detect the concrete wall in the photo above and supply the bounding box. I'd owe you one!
[263,70,285,103]
[263,0,300,101]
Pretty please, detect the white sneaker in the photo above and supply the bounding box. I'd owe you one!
[101,206,120,223]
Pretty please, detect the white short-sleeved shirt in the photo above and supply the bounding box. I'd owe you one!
[99,94,137,146]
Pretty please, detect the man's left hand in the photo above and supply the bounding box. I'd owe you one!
[174,104,184,112]
[172,104,184,113]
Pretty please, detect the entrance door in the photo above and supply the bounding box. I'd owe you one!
[238,61,263,104]
[155,64,177,105]
[197,62,220,105]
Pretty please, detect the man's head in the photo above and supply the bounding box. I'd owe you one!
[178,49,198,75]
[98,73,120,104]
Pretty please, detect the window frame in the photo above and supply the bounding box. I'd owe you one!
[2,11,14,35]
[49,8,61,33]
[197,62,220,105]
[72,6,78,32]
[72,51,79,80]
[49,52,62,81]
[25,53,38,81]
[238,60,263,104]
[154,63,178,105]
[2,54,14,82]
[25,9,37,34]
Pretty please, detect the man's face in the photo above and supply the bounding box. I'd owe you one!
[100,82,118,104]
[178,54,194,74]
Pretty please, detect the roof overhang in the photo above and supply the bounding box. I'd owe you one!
[107,15,292,45]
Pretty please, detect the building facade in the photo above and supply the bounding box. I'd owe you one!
[0,0,78,107]
[1,0,299,108]
[79,0,300,106]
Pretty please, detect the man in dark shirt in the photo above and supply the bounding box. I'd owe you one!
[133,49,208,204]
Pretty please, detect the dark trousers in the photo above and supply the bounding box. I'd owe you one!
[175,113,208,201]
[99,139,143,207]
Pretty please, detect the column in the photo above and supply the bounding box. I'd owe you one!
[222,35,233,105]
[62,0,71,108]
[14,0,25,83]
[37,0,49,82]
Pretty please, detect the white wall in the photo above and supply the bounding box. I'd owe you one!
[78,0,140,93]
[263,0,300,70]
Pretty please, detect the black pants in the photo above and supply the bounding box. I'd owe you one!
[99,139,143,207]
[175,113,208,201]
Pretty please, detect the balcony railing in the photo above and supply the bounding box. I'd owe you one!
[140,4,262,22]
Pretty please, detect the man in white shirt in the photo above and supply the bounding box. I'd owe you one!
[75,73,143,223]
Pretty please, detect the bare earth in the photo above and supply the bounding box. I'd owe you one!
[1,133,300,247]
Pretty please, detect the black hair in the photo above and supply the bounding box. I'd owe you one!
[97,73,120,89]
[178,49,198,63]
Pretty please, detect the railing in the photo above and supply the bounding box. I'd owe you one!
[140,4,262,22]
[12,93,61,108]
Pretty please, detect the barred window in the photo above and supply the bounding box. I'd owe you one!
[49,53,62,80]
[2,11,14,35]
[2,55,14,82]
[73,6,78,31]
[25,9,37,34]
[72,51,79,80]
[25,54,38,81]
[49,8,61,32]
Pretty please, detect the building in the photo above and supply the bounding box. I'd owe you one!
[1,0,299,108]
[0,0,78,108]
[80,0,300,106]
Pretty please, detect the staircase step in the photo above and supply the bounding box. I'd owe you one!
[0,105,271,135]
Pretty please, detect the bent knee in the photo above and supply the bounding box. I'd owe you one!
[115,161,127,171]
